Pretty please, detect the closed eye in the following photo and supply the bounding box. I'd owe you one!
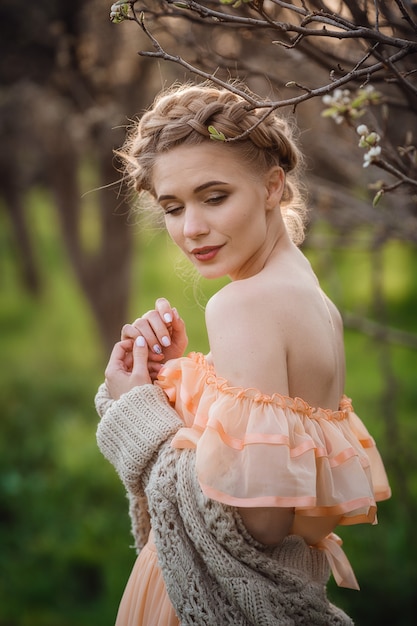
[205,194,228,205]
[163,204,183,216]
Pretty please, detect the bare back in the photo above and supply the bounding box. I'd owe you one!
[205,244,345,409]
[205,242,345,546]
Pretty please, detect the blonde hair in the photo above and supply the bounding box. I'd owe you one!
[119,83,308,245]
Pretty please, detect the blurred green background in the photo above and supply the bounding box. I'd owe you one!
[1,1,416,625]
[1,185,416,625]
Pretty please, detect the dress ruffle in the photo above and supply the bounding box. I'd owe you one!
[156,352,391,526]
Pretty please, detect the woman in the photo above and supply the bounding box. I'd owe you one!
[95,83,391,625]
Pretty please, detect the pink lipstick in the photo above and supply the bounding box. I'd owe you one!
[191,246,223,261]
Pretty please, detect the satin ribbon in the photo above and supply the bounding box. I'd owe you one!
[316,533,360,590]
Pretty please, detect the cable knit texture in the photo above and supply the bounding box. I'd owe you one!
[95,382,354,625]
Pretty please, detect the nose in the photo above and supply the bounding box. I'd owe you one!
[182,205,209,239]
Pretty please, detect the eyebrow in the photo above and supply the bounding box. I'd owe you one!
[157,180,229,203]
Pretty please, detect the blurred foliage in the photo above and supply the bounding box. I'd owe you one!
[1,187,416,625]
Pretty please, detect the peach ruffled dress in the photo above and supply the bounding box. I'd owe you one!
[115,352,391,625]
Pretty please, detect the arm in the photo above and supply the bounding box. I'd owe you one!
[96,382,183,493]
[205,283,294,545]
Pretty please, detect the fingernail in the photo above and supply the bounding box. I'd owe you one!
[164,313,173,323]
[135,336,146,347]
[172,308,180,320]
[161,336,171,347]
[153,344,162,354]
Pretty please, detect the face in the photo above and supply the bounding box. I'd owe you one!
[152,142,284,281]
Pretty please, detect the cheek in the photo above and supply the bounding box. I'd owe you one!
[234,206,265,234]
[165,220,184,248]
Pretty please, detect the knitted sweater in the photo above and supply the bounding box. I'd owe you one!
[95,382,354,625]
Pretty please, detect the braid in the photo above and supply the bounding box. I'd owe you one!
[119,83,308,244]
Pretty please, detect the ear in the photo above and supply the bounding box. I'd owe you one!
[265,166,285,209]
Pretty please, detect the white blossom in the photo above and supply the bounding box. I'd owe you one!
[363,146,382,167]
[356,124,369,136]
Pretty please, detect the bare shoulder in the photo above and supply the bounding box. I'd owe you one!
[205,279,289,395]
[205,279,282,340]
[206,279,269,322]
[205,270,345,405]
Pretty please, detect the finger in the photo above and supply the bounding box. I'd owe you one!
[148,350,165,363]
[148,361,163,374]
[125,317,164,355]
[121,323,141,341]
[170,309,188,347]
[108,339,133,363]
[155,297,175,326]
[139,310,172,353]
[148,361,163,381]
[131,336,152,385]
[121,317,170,349]
[105,339,133,379]
[171,307,185,331]
[124,350,134,372]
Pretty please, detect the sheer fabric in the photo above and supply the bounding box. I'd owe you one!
[157,352,391,525]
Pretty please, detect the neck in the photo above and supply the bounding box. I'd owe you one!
[230,213,293,281]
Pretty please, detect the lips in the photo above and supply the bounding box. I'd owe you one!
[190,245,224,261]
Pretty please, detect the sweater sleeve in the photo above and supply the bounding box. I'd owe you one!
[95,383,183,493]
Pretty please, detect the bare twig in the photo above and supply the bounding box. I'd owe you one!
[394,0,417,33]
[343,312,417,349]
[135,11,260,105]
[372,158,417,189]
[116,0,417,201]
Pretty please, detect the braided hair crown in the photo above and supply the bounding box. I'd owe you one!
[119,83,308,244]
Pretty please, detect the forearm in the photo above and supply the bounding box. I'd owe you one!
[95,382,183,493]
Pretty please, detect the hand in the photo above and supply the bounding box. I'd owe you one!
[121,298,188,371]
[105,337,152,400]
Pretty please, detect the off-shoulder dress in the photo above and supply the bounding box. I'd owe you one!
[114,352,391,625]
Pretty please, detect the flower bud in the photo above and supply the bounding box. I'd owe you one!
[356,124,369,136]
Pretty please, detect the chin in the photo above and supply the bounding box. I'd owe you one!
[195,266,228,280]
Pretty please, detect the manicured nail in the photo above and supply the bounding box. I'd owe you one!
[153,344,162,354]
[135,336,146,347]
[161,336,171,347]
[163,313,173,323]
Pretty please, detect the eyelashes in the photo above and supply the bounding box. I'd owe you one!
[205,194,228,205]
[164,206,183,216]
[163,193,229,215]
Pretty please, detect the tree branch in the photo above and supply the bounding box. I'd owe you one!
[116,0,417,206]
[343,311,417,349]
